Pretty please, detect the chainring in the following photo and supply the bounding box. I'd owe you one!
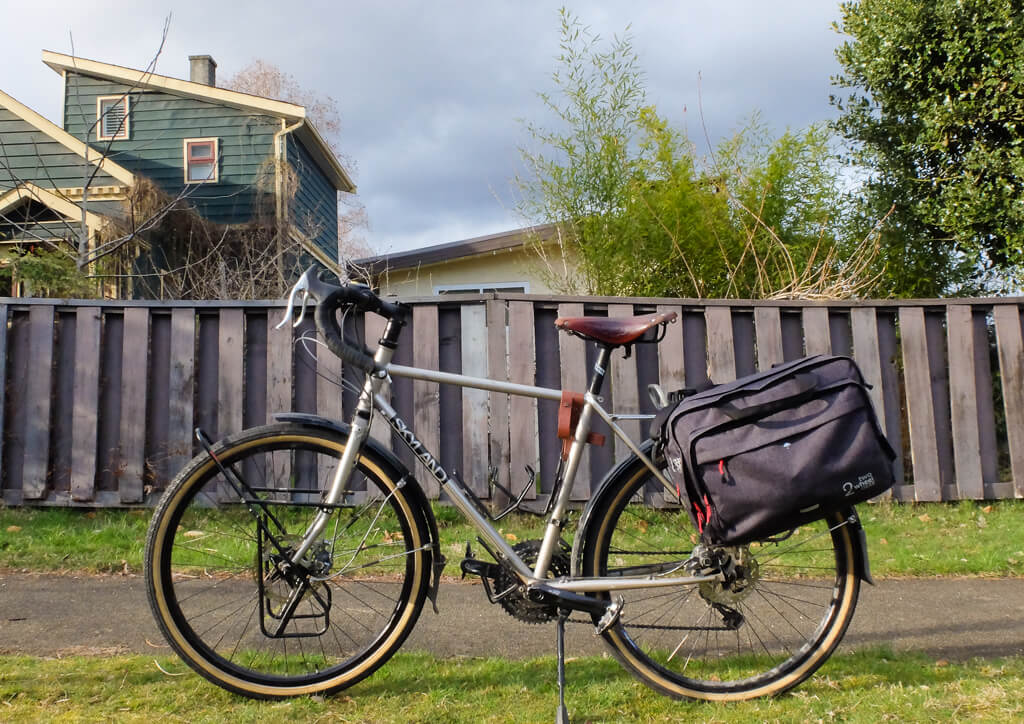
[493,539,571,624]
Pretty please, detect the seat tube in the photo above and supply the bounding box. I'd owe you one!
[535,345,612,577]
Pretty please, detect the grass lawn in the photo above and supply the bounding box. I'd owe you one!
[2,499,1023,578]
[1,649,1023,723]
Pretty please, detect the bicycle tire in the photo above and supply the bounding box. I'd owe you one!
[578,453,860,701]
[144,423,431,699]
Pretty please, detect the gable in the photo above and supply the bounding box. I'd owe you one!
[0,182,108,243]
[44,50,353,192]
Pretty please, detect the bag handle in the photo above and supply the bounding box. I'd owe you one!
[719,372,819,421]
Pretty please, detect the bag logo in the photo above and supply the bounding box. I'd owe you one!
[842,472,875,496]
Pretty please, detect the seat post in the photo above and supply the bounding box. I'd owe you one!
[587,345,613,397]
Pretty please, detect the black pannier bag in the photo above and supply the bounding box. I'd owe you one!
[656,355,896,546]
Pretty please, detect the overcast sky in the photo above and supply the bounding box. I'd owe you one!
[3,1,847,255]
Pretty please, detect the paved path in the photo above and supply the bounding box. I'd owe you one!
[2,573,1023,661]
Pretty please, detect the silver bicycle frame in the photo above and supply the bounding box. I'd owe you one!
[297,329,719,594]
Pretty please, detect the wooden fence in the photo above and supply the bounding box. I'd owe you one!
[1,294,1022,508]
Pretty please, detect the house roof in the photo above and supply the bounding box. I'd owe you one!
[351,223,558,276]
[0,88,136,187]
[41,50,355,193]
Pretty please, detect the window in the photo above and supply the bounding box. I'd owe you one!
[97,96,130,140]
[184,138,218,183]
[434,282,529,295]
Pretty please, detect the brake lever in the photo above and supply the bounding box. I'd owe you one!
[275,270,312,330]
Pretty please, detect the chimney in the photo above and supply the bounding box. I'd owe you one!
[189,55,217,86]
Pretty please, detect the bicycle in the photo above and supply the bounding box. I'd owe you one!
[144,267,871,718]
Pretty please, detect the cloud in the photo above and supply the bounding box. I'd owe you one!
[1,0,847,253]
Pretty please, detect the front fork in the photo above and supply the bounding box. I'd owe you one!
[289,319,402,566]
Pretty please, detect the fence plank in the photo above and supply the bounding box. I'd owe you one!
[217,309,244,438]
[508,301,539,502]
[119,308,149,503]
[705,307,736,383]
[850,307,891,499]
[316,329,343,422]
[656,304,685,390]
[850,308,885,424]
[168,309,195,474]
[946,305,985,499]
[414,305,442,498]
[610,304,640,463]
[972,310,999,490]
[557,302,590,499]
[754,307,784,371]
[23,307,54,500]
[266,312,293,420]
[993,304,1024,497]
[486,300,512,509]
[803,307,832,356]
[461,304,490,497]
[70,308,101,501]
[899,307,942,501]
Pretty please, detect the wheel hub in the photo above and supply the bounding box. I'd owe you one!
[699,546,760,607]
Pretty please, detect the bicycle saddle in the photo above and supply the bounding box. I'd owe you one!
[554,311,677,346]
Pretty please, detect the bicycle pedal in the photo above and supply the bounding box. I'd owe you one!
[594,596,624,635]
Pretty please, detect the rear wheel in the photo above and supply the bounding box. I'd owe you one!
[579,455,860,701]
[144,423,431,698]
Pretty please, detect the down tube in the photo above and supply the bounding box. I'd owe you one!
[371,393,537,580]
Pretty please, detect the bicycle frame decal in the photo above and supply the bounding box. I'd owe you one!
[389,414,451,487]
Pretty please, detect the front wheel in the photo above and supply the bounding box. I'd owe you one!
[144,423,432,699]
[578,454,860,701]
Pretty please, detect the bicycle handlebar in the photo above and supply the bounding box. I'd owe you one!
[279,266,407,374]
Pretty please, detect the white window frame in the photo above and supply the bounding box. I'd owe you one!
[183,137,219,184]
[433,281,530,295]
[96,95,130,141]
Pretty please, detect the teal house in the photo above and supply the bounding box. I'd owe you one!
[0,51,354,295]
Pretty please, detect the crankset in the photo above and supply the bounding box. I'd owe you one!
[460,539,573,624]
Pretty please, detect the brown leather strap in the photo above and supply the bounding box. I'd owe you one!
[557,390,605,460]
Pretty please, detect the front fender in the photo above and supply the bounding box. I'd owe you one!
[273,412,447,605]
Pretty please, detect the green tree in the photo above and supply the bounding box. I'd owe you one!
[517,10,878,299]
[832,0,1024,296]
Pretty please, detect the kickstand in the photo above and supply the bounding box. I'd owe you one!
[555,607,570,724]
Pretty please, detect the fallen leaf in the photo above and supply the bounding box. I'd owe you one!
[879,538,888,545]
[6,525,21,533]
[637,519,649,534]
[183,530,204,538]
[982,505,993,514]
[935,659,949,668]
[918,513,932,523]
[505,533,518,542]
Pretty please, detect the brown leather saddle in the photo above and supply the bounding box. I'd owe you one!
[554,310,677,346]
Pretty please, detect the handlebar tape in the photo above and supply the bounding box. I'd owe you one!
[303,268,406,374]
